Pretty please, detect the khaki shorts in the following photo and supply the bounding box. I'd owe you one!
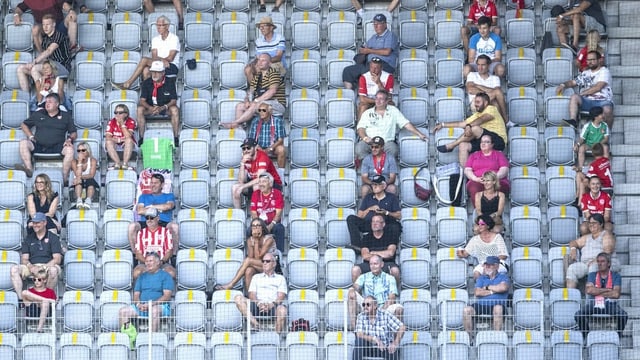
[19,264,62,279]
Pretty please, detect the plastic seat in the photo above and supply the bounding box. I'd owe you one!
[434,10,464,48]
[433,87,466,124]
[326,168,358,208]
[72,89,104,129]
[544,86,575,126]
[0,332,17,360]
[107,89,139,121]
[111,12,143,51]
[0,130,24,170]
[438,331,470,359]
[135,333,168,360]
[183,50,213,90]
[324,88,356,127]
[399,248,430,289]
[324,207,355,248]
[550,287,582,329]
[101,249,134,291]
[62,290,94,332]
[507,86,537,126]
[506,47,537,87]
[0,290,18,332]
[398,10,428,49]
[505,9,535,48]
[110,51,142,90]
[215,168,239,208]
[217,12,249,51]
[0,251,20,290]
[176,248,209,290]
[249,332,280,360]
[115,0,143,12]
[513,288,544,330]
[173,332,206,359]
[324,289,349,330]
[289,168,321,208]
[325,247,355,289]
[97,332,130,358]
[587,331,619,360]
[217,50,249,90]
[286,331,319,359]
[436,247,467,289]
[220,0,249,11]
[401,331,432,360]
[77,12,107,51]
[398,128,429,167]
[288,208,320,249]
[22,333,56,360]
[177,208,209,249]
[64,249,96,291]
[437,289,468,330]
[293,0,321,11]
[543,47,574,86]
[547,166,577,206]
[102,208,134,249]
[290,50,321,89]
[436,207,467,248]
[0,90,30,129]
[0,170,27,210]
[399,87,429,127]
[210,332,243,358]
[213,208,245,248]
[511,247,543,288]
[399,167,430,207]
[508,126,538,166]
[174,290,208,331]
[400,207,430,248]
[2,52,32,90]
[326,127,356,168]
[289,128,320,168]
[99,290,131,331]
[180,129,210,169]
[4,13,34,51]
[548,246,570,288]
[105,169,137,209]
[513,330,544,360]
[290,88,320,129]
[328,0,354,10]
[179,168,210,209]
[326,50,356,89]
[476,331,508,360]
[212,248,243,290]
[0,210,23,251]
[545,127,576,166]
[181,89,212,129]
[434,48,464,87]
[510,205,541,247]
[215,128,246,168]
[211,290,243,330]
[216,89,246,126]
[66,209,99,250]
[287,248,319,289]
[326,11,357,50]
[75,51,106,90]
[400,289,432,330]
[186,0,215,12]
[288,289,320,330]
[184,12,214,51]
[551,330,583,359]
[398,48,429,88]
[547,205,580,246]
[509,166,541,206]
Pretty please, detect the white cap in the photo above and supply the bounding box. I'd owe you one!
[149,61,165,72]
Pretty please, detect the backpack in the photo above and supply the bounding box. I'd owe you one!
[289,318,310,332]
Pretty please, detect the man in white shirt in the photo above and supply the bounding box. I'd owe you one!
[466,55,508,125]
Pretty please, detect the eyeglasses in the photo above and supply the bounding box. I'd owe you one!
[477,220,487,226]
[241,147,252,151]
[362,302,374,307]
[257,109,269,113]
[77,149,87,152]
[35,181,45,184]
[114,111,127,115]
[262,259,273,263]
[156,23,168,27]
[480,140,492,144]
[586,58,598,62]
[145,216,157,220]
[34,278,46,282]
[251,224,262,227]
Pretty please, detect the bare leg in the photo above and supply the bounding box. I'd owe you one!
[46,267,59,291]
[136,106,148,139]
[10,265,24,299]
[234,102,259,126]
[603,106,614,129]
[167,222,180,254]
[61,145,75,183]
[121,58,153,89]
[351,266,362,286]
[105,139,123,167]
[171,0,184,24]
[18,139,35,173]
[275,305,287,334]
[493,305,504,330]
[274,145,286,168]
[556,18,570,46]
[122,138,135,165]
[142,0,155,14]
[348,287,359,329]
[17,64,33,92]
[461,26,470,53]
[128,222,141,251]
[32,25,43,53]
[74,184,83,200]
[389,266,402,294]
[219,258,260,290]
[463,305,475,336]
[169,105,180,137]
[65,13,78,47]
[119,304,137,327]
[234,295,259,328]
[569,94,581,122]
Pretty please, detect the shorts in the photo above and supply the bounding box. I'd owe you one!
[358,261,399,275]
[26,303,51,318]
[469,129,506,153]
[33,143,64,155]
[467,62,501,75]
[70,178,100,190]
[49,60,70,79]
[133,302,171,317]
[472,302,506,316]
[250,302,277,318]
[165,63,179,78]
[584,15,606,34]
[19,264,62,279]
[580,97,614,112]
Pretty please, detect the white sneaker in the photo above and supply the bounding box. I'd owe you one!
[84,198,93,208]
[76,198,84,209]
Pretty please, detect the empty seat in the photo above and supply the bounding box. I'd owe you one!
[293,0,321,11]
[103,208,134,249]
[543,47,574,86]
[249,331,280,360]
[105,169,137,209]
[326,168,357,208]
[177,248,209,290]
[4,13,34,51]
[111,12,143,51]
[544,86,575,126]
[511,247,542,288]
[398,48,428,88]
[398,128,429,167]
[75,51,107,90]
[398,10,428,49]
[177,208,209,249]
[215,128,245,168]
[173,331,207,359]
[111,51,142,90]
[216,89,246,126]
[548,246,570,288]
[181,89,213,129]
[0,290,18,332]
[399,87,429,127]
[326,50,356,89]
[587,331,619,360]
[324,289,349,331]
[287,248,319,289]
[217,12,249,50]
[434,48,464,87]
[288,289,320,330]
[512,330,544,360]
[0,90,30,129]
[512,288,544,330]
[434,10,464,48]
[400,289,432,330]
[115,0,143,12]
[290,50,321,89]
[179,129,211,169]
[436,247,467,289]
[212,248,243,290]
[437,331,470,359]
[399,167,430,207]
[174,290,207,331]
[289,168,321,208]
[77,12,107,51]
[325,247,356,289]
[289,128,320,168]
[325,127,356,168]
[210,331,243,358]
[400,207,430,248]
[22,333,56,360]
[433,87,466,124]
[0,251,20,290]
[400,247,430,288]
[505,9,535,48]
[326,11,357,50]
[506,47,536,87]
[436,207,467,248]
[0,130,24,170]
[437,289,468,330]
[0,332,17,360]
[179,168,210,208]
[476,331,508,360]
[0,170,26,210]
[550,287,581,329]
[0,210,23,251]
[217,50,249,90]
[508,126,538,166]
[507,87,537,126]
[324,88,356,127]
[546,166,577,206]
[324,207,355,248]
[66,208,99,250]
[324,331,355,359]
[184,12,214,50]
[288,208,320,249]
[97,332,130,359]
[289,88,320,129]
[72,89,104,129]
[509,166,541,206]
[101,249,134,290]
[64,249,96,290]
[510,205,542,247]
[548,204,579,245]
[545,127,576,166]
[551,330,583,359]
[286,331,319,359]
[62,290,95,332]
[213,208,245,248]
[135,333,168,360]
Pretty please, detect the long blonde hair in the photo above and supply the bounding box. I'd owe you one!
[33,173,56,201]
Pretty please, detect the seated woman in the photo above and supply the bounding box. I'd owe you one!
[70,142,99,209]
[216,218,279,290]
[463,134,510,201]
[21,269,57,332]
[105,104,137,170]
[473,171,506,234]
[457,214,509,279]
[27,173,61,234]
[31,59,72,112]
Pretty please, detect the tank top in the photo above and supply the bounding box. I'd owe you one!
[480,192,500,215]
[581,230,617,267]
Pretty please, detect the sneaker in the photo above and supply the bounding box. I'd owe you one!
[272,5,280,12]
[76,198,84,209]
[561,43,578,56]
[437,144,452,153]
[84,198,93,208]
[14,164,33,178]
[259,4,266,12]
[562,118,578,129]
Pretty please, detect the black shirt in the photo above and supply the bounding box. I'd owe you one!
[22,231,63,264]
[140,77,178,107]
[23,109,76,147]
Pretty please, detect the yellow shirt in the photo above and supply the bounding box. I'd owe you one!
[464,105,507,143]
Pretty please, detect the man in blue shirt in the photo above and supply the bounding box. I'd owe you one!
[575,252,627,338]
[463,256,510,337]
[463,16,505,79]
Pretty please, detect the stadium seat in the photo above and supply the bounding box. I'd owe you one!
[545,127,576,166]
[135,333,168,360]
[111,51,142,90]
[182,50,213,90]
[326,11,357,50]
[510,205,542,247]
[401,289,432,330]
[290,50,321,89]
[434,10,464,48]
[476,331,508,360]
[587,331,619,360]
[173,332,207,359]
[433,87,466,124]
[174,290,208,332]
[289,168,321,208]
[324,289,349,331]
[62,290,95,332]
[215,168,239,208]
[216,89,246,126]
[512,330,544,360]
[0,332,17,360]
[550,288,582,329]
[505,9,535,48]
[0,251,20,290]
[287,248,319,289]
[107,89,139,121]
[506,47,537,87]
[508,126,538,166]
[289,128,320,168]
[434,127,464,165]
[0,210,23,251]
[105,169,137,209]
[213,208,245,248]
[398,128,429,167]
[215,128,245,168]
[0,130,23,170]
[64,249,96,290]
[77,12,107,51]
[101,249,134,291]
[437,289,468,330]
[400,247,430,288]
[436,207,467,248]
[543,47,574,86]
[399,167,430,207]
[211,290,243,331]
[326,50,356,89]
[2,52,33,90]
[324,207,355,248]
[22,333,56,360]
[437,331,470,360]
[99,290,131,331]
[286,331,319,359]
[507,86,537,126]
[398,10,428,49]
[66,208,99,250]
[0,290,18,332]
[509,166,541,206]
[401,207,430,248]
[179,168,210,209]
[290,11,321,50]
[546,166,577,206]
[290,88,320,129]
[325,247,355,289]
[249,332,280,360]
[0,90,30,129]
[288,208,320,249]
[75,51,106,90]
[544,86,575,126]
[184,12,214,51]
[97,332,130,358]
[548,246,570,288]
[550,330,583,359]
[434,48,464,88]
[324,88,356,128]
[179,129,210,169]
[288,289,320,330]
[548,206,581,247]
[399,87,430,127]
[513,288,544,330]
[212,248,243,290]
[436,247,467,289]
[111,12,143,51]
[511,247,543,288]
[114,0,143,12]
[103,208,134,250]
[326,168,358,208]
[0,170,27,210]
[181,89,212,129]
[398,48,429,88]
[326,127,356,168]
[3,13,34,52]
[72,89,104,129]
[325,331,355,359]
[217,50,249,90]
[210,332,243,358]
[177,208,209,249]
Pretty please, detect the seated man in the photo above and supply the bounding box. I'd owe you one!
[233,253,288,333]
[119,252,174,332]
[463,16,505,78]
[466,55,508,125]
[557,51,613,129]
[575,252,628,338]
[463,256,510,337]
[132,208,176,280]
[461,0,500,53]
[357,58,394,120]
[555,0,606,54]
[232,138,283,209]
[353,295,405,360]
[360,136,398,198]
[434,92,507,167]
[136,61,180,146]
[348,255,403,329]
[250,173,285,252]
[247,103,287,170]
[11,212,63,301]
[16,93,77,180]
[127,173,179,262]
[579,176,613,235]
[350,214,401,290]
[13,1,78,53]
[246,16,286,81]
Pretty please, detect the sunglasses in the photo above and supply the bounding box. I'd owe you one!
[257,109,269,113]
[145,216,157,220]
[34,278,46,282]
[35,181,45,184]
[241,147,252,151]
[477,220,487,226]
[362,302,374,307]
[114,111,127,115]
[262,259,273,263]
[77,149,87,152]
[371,145,381,149]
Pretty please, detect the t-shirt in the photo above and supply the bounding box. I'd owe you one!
[249,67,286,106]
[151,32,180,66]
[466,72,501,104]
[580,191,612,216]
[464,105,507,143]
[140,138,174,170]
[361,153,398,181]
[465,149,509,179]
[467,1,498,24]
[574,67,613,102]
[586,270,621,301]
[356,231,399,261]
[474,273,510,306]
[24,109,76,147]
[469,32,502,60]
[358,192,401,222]
[106,117,137,144]
[135,269,174,302]
[582,0,607,27]
[577,47,605,72]
[250,188,284,224]
[27,287,57,301]
[365,29,399,70]
[358,71,394,98]
[22,231,63,264]
[136,192,176,223]
[140,77,178,107]
[357,105,410,142]
[243,149,282,186]
[255,32,287,69]
[135,226,173,259]
[248,272,287,303]
[580,121,609,146]
[587,157,613,188]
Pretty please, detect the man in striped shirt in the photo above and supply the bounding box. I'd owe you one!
[132,207,176,281]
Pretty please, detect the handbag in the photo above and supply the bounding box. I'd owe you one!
[432,163,463,206]
[413,166,431,201]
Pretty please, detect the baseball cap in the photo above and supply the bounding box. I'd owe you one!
[484,256,500,265]
[371,175,386,184]
[32,212,47,222]
[371,57,383,63]
[241,138,258,148]
[144,207,159,218]
[373,13,387,22]
[371,136,385,146]
[149,61,165,72]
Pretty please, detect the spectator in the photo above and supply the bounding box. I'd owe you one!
[461,0,500,54]
[434,92,507,167]
[127,173,179,260]
[119,252,174,332]
[135,61,180,145]
[556,0,606,54]
[70,141,99,209]
[574,106,610,171]
[115,15,180,89]
[356,90,427,161]
[579,176,613,235]
[463,134,510,201]
[350,214,401,291]
[576,30,605,72]
[353,295,405,360]
[105,104,137,170]
[557,51,613,129]
[360,136,398,198]
[347,175,402,247]
[226,54,286,128]
[15,93,77,181]
[575,143,612,203]
[131,208,176,280]
[357,58,395,120]
[143,0,183,27]
[343,14,399,90]
[351,1,400,24]
[26,174,61,234]
[31,59,71,112]
[246,16,286,82]
[233,253,288,333]
[473,171,506,234]
[575,252,628,338]
[566,213,619,288]
[247,103,287,170]
[457,215,509,279]
[21,269,57,333]
[250,173,285,252]
[17,14,72,94]
[258,0,283,13]
[348,255,403,329]
[466,55,508,125]
[216,218,279,291]
[11,212,63,301]
[463,256,510,337]
[231,138,283,209]
[463,16,505,78]
[12,0,78,52]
